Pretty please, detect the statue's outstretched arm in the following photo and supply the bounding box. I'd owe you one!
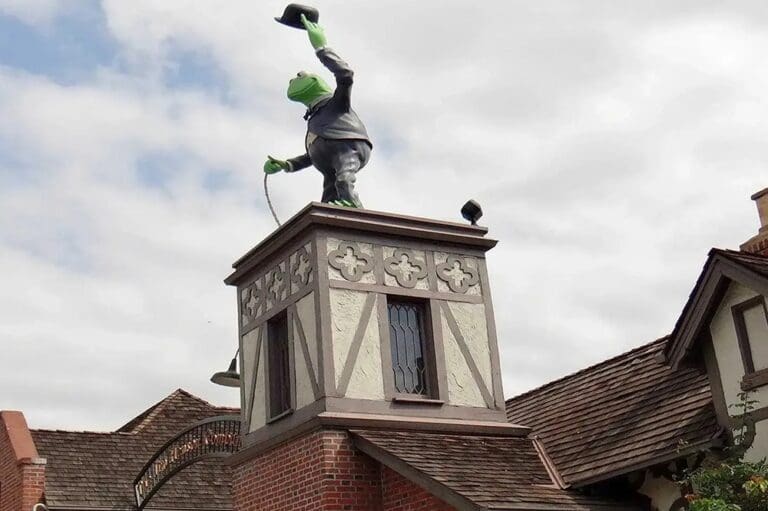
[285,153,312,172]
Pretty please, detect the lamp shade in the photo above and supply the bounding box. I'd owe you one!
[210,357,240,387]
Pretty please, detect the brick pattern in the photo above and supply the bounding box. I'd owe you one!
[19,464,45,511]
[381,467,453,511]
[0,421,24,511]
[0,413,45,511]
[232,430,381,511]
[742,236,768,255]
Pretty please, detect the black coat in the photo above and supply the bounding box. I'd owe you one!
[287,48,371,172]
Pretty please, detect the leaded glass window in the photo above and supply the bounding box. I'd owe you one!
[388,299,429,395]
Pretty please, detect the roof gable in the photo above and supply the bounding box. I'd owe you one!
[31,389,238,510]
[666,249,768,369]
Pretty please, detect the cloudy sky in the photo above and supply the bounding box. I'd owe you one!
[1,0,766,431]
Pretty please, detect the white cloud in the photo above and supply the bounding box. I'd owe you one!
[1,1,767,429]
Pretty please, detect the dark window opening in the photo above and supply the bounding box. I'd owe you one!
[388,299,431,395]
[268,311,291,418]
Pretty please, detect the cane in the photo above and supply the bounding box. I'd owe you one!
[263,173,282,227]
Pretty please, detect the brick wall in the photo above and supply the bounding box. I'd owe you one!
[0,411,45,511]
[381,466,454,511]
[232,429,381,511]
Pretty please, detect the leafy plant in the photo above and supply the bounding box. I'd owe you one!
[681,392,767,511]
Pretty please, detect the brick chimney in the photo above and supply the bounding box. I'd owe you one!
[740,187,768,255]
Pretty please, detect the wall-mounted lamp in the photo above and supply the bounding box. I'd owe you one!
[210,349,240,388]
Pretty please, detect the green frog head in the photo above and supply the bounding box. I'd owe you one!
[287,71,332,106]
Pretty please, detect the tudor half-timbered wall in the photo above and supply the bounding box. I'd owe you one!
[228,205,508,448]
[707,281,768,462]
[320,233,504,414]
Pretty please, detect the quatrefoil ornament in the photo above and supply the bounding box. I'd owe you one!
[291,245,313,288]
[328,241,373,282]
[241,280,265,324]
[384,249,427,288]
[267,266,288,305]
[436,256,479,293]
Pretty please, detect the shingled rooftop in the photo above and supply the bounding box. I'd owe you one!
[29,389,237,510]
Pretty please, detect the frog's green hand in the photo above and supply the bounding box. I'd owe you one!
[264,155,288,174]
[300,14,327,49]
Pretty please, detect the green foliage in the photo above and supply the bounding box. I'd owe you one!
[688,498,741,511]
[682,392,767,511]
[685,461,768,511]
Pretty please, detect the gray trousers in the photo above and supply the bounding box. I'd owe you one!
[308,138,371,208]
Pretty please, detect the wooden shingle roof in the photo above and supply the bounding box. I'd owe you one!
[352,429,642,510]
[31,389,238,510]
[505,337,721,487]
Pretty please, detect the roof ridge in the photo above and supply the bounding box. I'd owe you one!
[171,388,235,411]
[712,247,768,261]
[119,389,188,433]
[505,335,670,407]
[31,428,132,435]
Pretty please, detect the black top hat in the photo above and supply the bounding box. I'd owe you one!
[275,4,319,30]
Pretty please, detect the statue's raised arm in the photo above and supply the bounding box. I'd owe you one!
[264,5,372,208]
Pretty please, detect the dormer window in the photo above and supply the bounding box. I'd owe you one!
[731,295,768,390]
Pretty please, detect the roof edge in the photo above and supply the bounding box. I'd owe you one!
[1,410,40,462]
[569,434,723,488]
[506,336,669,408]
[666,249,768,369]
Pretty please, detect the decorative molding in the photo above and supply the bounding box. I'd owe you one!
[328,241,374,282]
[266,263,289,306]
[328,279,484,304]
[241,278,265,326]
[436,255,480,294]
[239,243,314,329]
[290,244,314,290]
[384,248,427,288]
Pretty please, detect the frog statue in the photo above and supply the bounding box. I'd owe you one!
[264,8,372,208]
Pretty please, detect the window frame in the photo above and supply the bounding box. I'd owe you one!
[731,295,768,391]
[265,310,295,422]
[382,295,445,403]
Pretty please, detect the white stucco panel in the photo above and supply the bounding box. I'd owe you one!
[441,302,490,408]
[709,282,768,413]
[241,327,260,419]
[330,289,366,383]
[249,335,266,432]
[447,301,492,391]
[345,299,384,400]
[745,419,768,462]
[294,293,318,409]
